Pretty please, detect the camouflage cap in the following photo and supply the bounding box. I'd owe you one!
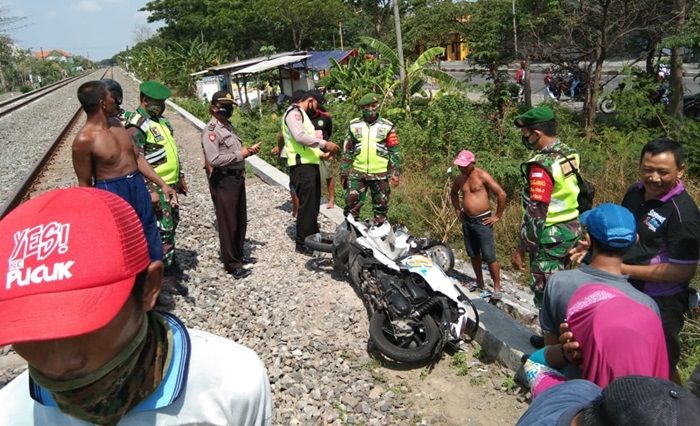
[139,80,171,101]
[514,106,554,127]
[358,93,380,107]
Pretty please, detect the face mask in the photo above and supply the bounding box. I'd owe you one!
[145,102,164,117]
[305,107,317,117]
[521,132,539,150]
[216,105,233,119]
[362,108,378,122]
[28,312,169,425]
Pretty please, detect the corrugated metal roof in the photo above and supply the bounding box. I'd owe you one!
[232,54,311,75]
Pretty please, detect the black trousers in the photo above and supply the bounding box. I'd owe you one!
[290,164,320,246]
[209,171,247,271]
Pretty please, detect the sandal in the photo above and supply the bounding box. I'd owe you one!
[479,290,493,299]
[490,292,503,302]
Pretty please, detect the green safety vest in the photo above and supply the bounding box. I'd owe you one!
[526,150,580,226]
[125,110,180,185]
[348,117,394,174]
[282,105,321,166]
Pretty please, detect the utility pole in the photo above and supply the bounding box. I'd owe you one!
[512,0,518,55]
[393,0,406,90]
[339,22,344,51]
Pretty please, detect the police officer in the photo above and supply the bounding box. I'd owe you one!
[202,91,260,279]
[340,93,400,230]
[511,106,581,318]
[282,90,339,254]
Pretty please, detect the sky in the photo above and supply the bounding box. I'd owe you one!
[1,0,161,61]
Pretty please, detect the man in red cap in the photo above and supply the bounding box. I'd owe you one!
[0,188,271,425]
[450,150,506,301]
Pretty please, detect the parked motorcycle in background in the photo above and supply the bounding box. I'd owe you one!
[305,216,480,364]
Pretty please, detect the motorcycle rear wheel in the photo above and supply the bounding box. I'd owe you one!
[369,311,440,363]
[599,97,616,114]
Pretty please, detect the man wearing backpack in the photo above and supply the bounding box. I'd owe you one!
[511,107,583,346]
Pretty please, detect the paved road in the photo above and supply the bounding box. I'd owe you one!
[446,70,700,97]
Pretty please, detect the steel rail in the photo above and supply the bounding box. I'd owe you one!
[0,68,112,219]
[0,70,101,118]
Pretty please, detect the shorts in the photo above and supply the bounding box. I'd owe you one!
[652,289,690,371]
[319,160,331,182]
[95,171,163,262]
[461,211,497,264]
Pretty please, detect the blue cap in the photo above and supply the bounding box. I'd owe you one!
[580,204,636,249]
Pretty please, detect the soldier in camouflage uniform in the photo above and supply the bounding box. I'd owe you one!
[511,107,582,309]
[124,81,188,270]
[340,93,400,227]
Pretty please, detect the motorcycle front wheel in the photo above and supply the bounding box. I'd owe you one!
[369,311,440,363]
[422,244,455,272]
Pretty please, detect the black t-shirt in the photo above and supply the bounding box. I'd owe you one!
[621,182,700,296]
[312,111,333,140]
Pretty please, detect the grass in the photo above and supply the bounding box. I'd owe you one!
[679,316,700,382]
[502,376,518,393]
[450,351,471,376]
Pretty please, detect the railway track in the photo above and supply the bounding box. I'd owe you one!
[0,72,93,118]
[0,67,113,219]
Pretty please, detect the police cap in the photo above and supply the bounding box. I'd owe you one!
[139,80,171,101]
[211,90,237,105]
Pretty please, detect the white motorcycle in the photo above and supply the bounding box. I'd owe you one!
[305,216,479,364]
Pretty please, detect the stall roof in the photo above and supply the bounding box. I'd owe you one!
[293,50,355,70]
[233,54,311,75]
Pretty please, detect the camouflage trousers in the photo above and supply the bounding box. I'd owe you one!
[528,220,581,307]
[148,183,180,267]
[344,177,390,224]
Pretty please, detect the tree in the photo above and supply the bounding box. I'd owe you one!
[400,0,470,57]
[461,0,516,116]
[520,0,672,132]
[256,0,349,51]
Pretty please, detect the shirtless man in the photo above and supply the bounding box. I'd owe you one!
[72,80,172,262]
[450,150,506,300]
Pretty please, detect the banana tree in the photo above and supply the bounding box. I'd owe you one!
[358,36,465,107]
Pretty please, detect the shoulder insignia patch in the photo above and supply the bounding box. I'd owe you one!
[294,112,302,121]
[208,133,217,142]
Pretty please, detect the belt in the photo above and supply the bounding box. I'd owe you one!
[213,168,244,177]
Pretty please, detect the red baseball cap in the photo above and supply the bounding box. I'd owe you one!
[0,187,150,346]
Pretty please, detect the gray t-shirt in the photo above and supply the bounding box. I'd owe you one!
[540,264,660,334]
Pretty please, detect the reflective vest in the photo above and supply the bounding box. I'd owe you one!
[526,150,580,226]
[125,110,180,185]
[282,105,320,166]
[348,117,394,174]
